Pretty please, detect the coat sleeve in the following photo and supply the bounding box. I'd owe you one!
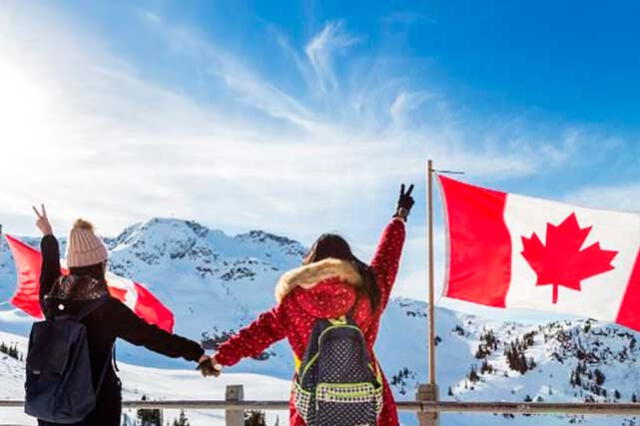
[370,218,406,310]
[39,235,62,317]
[215,306,287,367]
[107,300,204,362]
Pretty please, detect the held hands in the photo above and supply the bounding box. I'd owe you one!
[197,354,222,378]
[32,204,53,236]
[394,184,415,220]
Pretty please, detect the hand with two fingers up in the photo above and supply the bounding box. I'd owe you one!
[394,184,415,221]
[32,204,53,236]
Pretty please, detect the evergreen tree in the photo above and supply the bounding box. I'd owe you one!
[172,410,190,426]
[467,365,480,383]
[244,410,266,426]
[137,395,162,426]
[0,342,20,361]
[480,359,494,375]
[594,369,606,386]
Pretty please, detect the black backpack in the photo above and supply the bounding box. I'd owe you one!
[25,296,112,423]
[293,315,383,426]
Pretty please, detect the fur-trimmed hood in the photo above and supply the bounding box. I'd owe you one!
[45,274,110,301]
[275,258,362,303]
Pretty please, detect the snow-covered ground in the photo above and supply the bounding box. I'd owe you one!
[0,330,292,426]
[2,218,640,425]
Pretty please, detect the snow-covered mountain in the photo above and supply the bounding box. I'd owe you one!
[2,218,640,425]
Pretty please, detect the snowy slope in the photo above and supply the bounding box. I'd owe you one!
[2,218,640,425]
[0,330,292,426]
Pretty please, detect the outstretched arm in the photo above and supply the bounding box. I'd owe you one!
[109,300,204,362]
[370,218,406,310]
[214,306,287,367]
[34,205,61,316]
[370,184,413,310]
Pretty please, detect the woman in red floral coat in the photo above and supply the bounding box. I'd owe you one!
[207,184,414,426]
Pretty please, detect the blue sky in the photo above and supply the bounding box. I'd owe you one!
[0,1,638,318]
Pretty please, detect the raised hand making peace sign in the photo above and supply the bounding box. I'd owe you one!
[395,184,415,220]
[32,204,53,236]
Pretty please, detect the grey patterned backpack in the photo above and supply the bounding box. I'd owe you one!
[293,315,383,426]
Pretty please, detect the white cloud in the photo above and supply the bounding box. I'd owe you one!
[565,183,640,213]
[389,91,435,126]
[139,9,161,24]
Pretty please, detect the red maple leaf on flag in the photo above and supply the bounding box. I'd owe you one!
[521,213,618,304]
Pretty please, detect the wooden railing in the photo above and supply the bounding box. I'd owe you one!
[4,385,640,426]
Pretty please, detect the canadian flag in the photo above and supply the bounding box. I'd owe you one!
[4,234,174,332]
[439,176,640,330]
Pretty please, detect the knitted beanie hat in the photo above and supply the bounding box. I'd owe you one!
[66,219,109,268]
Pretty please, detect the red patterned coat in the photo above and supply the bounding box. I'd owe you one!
[216,218,406,425]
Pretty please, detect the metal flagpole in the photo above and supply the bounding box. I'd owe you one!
[416,159,439,426]
[427,159,436,385]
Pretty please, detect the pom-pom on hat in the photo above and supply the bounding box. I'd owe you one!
[66,219,109,268]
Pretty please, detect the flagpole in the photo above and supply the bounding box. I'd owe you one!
[416,159,439,426]
[427,159,436,385]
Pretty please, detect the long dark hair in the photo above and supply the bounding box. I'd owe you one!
[304,234,381,311]
[69,261,107,283]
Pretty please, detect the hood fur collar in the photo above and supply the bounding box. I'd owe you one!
[46,275,110,301]
[275,258,362,303]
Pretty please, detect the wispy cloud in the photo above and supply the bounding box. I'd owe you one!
[389,91,436,126]
[565,183,640,212]
[305,21,359,95]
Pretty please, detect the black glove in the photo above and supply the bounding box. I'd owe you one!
[394,184,415,220]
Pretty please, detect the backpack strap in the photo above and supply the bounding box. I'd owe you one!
[94,344,114,396]
[327,316,347,326]
[328,313,358,326]
[75,296,113,394]
[293,353,301,374]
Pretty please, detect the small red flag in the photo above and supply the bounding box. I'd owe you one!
[6,234,47,318]
[4,235,175,332]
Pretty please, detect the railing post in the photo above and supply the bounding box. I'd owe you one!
[225,385,245,426]
[416,383,439,426]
